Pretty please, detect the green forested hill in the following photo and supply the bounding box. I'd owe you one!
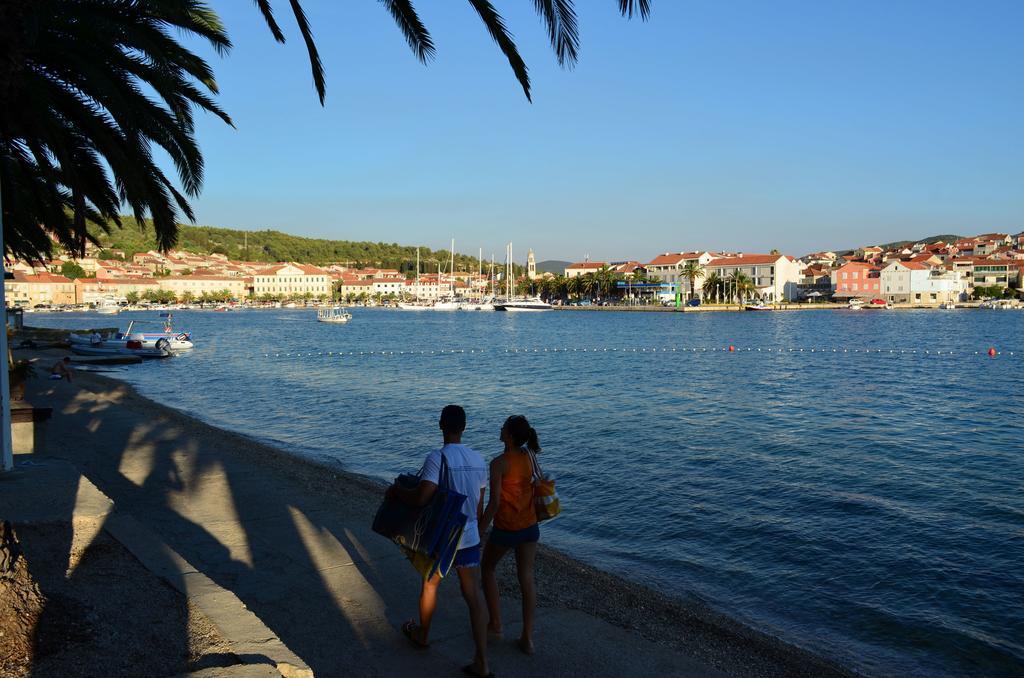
[93,218,512,274]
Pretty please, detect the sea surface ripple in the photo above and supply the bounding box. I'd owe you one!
[35,308,1024,676]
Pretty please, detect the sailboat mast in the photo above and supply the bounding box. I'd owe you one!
[450,238,455,297]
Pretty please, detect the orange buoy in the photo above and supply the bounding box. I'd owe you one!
[988,347,997,357]
[729,345,735,352]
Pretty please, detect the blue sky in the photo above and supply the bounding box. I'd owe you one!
[179,1,1023,262]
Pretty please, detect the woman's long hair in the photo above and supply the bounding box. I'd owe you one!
[504,415,541,453]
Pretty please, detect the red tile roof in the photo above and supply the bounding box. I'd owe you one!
[646,252,707,266]
[706,254,784,267]
[10,272,73,283]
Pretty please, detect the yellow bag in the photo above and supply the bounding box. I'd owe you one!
[529,451,561,522]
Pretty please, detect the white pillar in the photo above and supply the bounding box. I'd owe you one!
[0,185,14,472]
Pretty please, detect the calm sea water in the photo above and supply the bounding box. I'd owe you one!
[33,308,1024,675]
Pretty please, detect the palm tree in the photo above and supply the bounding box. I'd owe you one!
[593,265,617,300]
[251,1,652,104]
[2,1,652,262]
[552,275,569,301]
[566,275,586,300]
[702,272,723,304]
[727,271,755,304]
[1,1,232,261]
[680,261,704,301]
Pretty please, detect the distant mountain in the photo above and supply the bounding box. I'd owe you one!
[535,260,571,275]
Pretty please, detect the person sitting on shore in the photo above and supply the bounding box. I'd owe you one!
[480,415,542,655]
[50,357,74,382]
[386,404,492,678]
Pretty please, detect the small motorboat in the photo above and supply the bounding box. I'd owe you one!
[494,298,552,312]
[71,336,172,358]
[744,303,771,311]
[95,299,120,315]
[70,317,193,351]
[317,307,352,323]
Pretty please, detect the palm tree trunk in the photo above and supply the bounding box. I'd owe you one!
[0,184,13,472]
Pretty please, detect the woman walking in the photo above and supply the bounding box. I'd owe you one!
[480,415,541,655]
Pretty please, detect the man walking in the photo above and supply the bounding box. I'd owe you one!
[388,404,492,677]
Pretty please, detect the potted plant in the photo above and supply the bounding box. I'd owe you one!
[9,360,36,401]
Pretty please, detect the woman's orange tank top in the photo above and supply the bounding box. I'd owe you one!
[495,450,536,532]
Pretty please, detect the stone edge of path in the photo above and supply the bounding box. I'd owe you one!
[0,460,312,678]
[102,509,314,678]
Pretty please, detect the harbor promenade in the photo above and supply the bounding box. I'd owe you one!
[2,354,850,677]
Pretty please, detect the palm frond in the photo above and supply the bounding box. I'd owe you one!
[467,0,531,102]
[252,0,287,42]
[379,0,436,63]
[617,0,651,20]
[532,0,579,67]
[288,0,326,104]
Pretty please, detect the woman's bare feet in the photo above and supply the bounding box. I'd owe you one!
[518,636,534,655]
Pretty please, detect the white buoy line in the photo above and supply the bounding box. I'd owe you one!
[260,347,1016,359]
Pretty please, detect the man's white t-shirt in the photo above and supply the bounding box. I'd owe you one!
[419,443,488,549]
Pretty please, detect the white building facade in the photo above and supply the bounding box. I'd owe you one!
[703,254,803,302]
[880,261,962,304]
[252,263,331,298]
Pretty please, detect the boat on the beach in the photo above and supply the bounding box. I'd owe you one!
[70,336,173,358]
[317,307,352,323]
[69,316,194,351]
[494,298,552,312]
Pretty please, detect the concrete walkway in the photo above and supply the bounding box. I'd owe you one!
[28,373,722,678]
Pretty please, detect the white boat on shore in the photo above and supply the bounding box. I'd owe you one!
[69,316,194,352]
[317,307,352,323]
[70,333,173,358]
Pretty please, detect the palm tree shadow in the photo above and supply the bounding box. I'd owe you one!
[33,376,414,676]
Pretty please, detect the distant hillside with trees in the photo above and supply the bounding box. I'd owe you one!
[92,217,516,274]
[536,260,571,274]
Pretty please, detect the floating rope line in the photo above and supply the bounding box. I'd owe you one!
[261,346,1016,360]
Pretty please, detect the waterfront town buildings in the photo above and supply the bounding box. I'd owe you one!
[703,254,803,302]
[5,230,1024,307]
[645,252,717,298]
[5,272,77,307]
